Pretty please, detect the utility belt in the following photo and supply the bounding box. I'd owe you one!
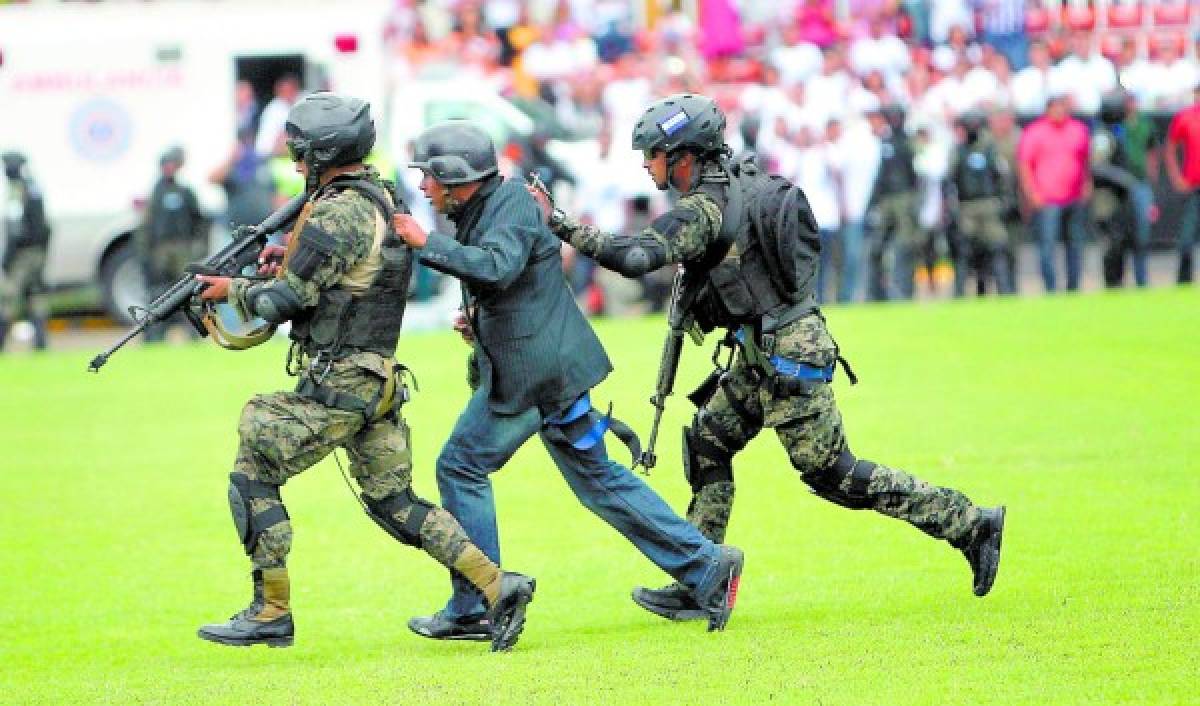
[729,326,857,396]
[288,342,413,424]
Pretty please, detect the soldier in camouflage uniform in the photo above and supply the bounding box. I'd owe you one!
[866,104,922,300]
[530,94,1006,621]
[0,152,51,351]
[137,147,208,343]
[947,111,1014,295]
[191,93,534,652]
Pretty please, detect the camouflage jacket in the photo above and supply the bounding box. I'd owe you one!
[229,166,400,381]
[551,173,836,367]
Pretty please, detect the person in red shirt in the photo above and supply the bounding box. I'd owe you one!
[1017,93,1092,291]
[1165,84,1200,283]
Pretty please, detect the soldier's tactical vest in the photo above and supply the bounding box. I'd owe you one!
[688,156,821,333]
[290,177,412,358]
[876,133,917,196]
[952,143,1002,202]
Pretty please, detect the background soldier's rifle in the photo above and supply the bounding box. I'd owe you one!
[634,267,704,472]
[87,194,306,372]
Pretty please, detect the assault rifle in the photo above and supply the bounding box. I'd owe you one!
[87,194,307,372]
[634,268,704,472]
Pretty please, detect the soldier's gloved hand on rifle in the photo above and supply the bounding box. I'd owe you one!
[195,275,231,302]
[452,308,475,345]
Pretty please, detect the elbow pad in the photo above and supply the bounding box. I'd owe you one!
[246,282,305,324]
[597,234,667,277]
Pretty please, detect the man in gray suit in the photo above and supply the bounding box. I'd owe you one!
[392,121,743,640]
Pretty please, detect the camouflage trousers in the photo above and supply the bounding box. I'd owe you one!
[684,351,982,549]
[868,191,922,300]
[233,357,474,572]
[1,247,49,323]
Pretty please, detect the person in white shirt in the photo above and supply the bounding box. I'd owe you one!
[835,112,882,302]
[796,119,845,303]
[850,16,911,84]
[806,46,854,129]
[1151,39,1200,110]
[1009,40,1056,119]
[254,75,301,158]
[1050,32,1117,117]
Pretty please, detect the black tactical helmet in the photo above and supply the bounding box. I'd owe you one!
[160,145,185,167]
[957,110,987,134]
[409,120,498,185]
[631,93,727,156]
[2,151,27,179]
[284,91,375,172]
[1099,90,1129,125]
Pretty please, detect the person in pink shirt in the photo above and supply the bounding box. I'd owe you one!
[1165,84,1200,283]
[1017,93,1092,291]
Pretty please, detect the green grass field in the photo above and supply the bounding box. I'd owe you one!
[2,288,1197,705]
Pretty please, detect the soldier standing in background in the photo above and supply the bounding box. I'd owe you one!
[0,152,52,351]
[866,104,921,300]
[137,147,208,342]
[947,111,1014,295]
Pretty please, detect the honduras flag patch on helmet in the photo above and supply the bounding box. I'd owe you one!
[659,109,690,137]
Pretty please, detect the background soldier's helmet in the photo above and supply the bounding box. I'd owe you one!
[409,121,498,185]
[2,151,27,179]
[631,93,727,155]
[957,110,987,139]
[284,92,375,173]
[1099,90,1129,126]
[159,145,185,167]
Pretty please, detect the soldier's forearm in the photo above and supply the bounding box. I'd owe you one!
[553,215,670,278]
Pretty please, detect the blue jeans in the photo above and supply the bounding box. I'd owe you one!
[838,220,866,303]
[1034,202,1088,291]
[1130,182,1153,286]
[435,387,721,619]
[1176,189,1200,283]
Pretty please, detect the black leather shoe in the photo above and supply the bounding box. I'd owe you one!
[630,582,706,621]
[489,572,536,652]
[694,545,744,632]
[407,611,492,641]
[964,506,1006,597]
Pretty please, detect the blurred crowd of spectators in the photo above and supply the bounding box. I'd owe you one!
[222,0,1200,311]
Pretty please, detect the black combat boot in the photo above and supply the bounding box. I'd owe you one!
[963,506,1006,597]
[488,572,536,652]
[630,582,706,622]
[197,568,294,647]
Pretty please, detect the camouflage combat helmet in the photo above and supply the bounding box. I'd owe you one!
[631,93,727,156]
[409,121,498,185]
[284,91,375,173]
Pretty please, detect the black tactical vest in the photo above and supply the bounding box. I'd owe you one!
[290,178,412,358]
[952,143,1001,202]
[687,158,820,333]
[876,133,917,196]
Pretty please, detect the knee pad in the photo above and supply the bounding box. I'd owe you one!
[683,424,734,494]
[362,488,433,548]
[804,448,877,510]
[228,472,288,555]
